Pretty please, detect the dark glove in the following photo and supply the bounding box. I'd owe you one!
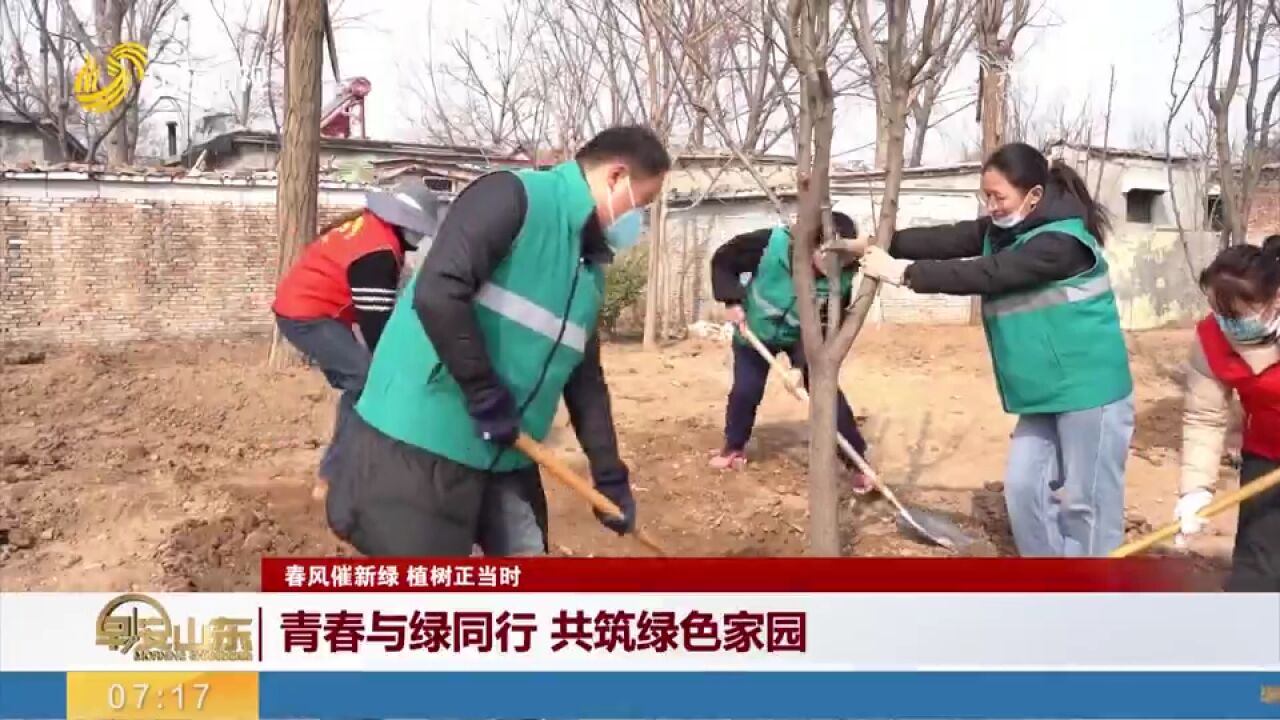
[592,468,636,535]
[466,384,520,447]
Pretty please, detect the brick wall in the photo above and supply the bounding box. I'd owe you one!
[1249,184,1280,241]
[0,175,367,346]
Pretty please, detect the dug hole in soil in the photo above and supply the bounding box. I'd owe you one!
[0,326,1232,591]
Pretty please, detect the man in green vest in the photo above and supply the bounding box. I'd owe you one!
[708,212,873,493]
[324,126,671,556]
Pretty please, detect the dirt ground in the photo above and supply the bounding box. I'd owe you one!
[0,324,1236,591]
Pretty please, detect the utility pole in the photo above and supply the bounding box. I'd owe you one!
[268,0,325,367]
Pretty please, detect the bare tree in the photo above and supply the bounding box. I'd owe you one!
[268,0,324,368]
[0,0,185,164]
[1091,64,1115,200]
[648,0,969,553]
[1001,75,1093,149]
[208,0,282,128]
[1163,0,1214,278]
[1204,0,1280,247]
[907,11,977,167]
[974,0,1033,154]
[847,0,972,168]
[768,0,967,554]
[204,0,366,138]
[405,1,549,150]
[0,0,81,159]
[48,0,183,164]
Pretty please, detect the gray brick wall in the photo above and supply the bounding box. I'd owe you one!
[0,179,364,346]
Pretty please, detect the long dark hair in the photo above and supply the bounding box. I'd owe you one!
[982,142,1112,244]
[1199,235,1280,317]
[317,208,366,236]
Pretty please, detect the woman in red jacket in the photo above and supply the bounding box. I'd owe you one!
[272,180,442,493]
[1176,237,1280,590]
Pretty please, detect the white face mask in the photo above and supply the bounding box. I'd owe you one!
[990,188,1041,229]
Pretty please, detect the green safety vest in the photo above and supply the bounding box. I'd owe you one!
[981,218,1133,415]
[356,161,605,471]
[738,226,854,347]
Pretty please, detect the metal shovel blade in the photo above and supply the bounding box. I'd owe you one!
[892,505,975,553]
[837,435,975,553]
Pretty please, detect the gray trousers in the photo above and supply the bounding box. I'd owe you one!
[275,315,370,482]
[328,413,549,557]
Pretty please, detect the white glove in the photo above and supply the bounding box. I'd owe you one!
[1173,489,1213,547]
[860,246,912,286]
[725,304,746,326]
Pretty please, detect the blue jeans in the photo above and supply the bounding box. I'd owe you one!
[275,315,371,482]
[1003,394,1135,557]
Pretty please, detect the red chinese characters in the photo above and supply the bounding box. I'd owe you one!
[549,610,805,653]
[280,610,538,653]
[279,610,806,654]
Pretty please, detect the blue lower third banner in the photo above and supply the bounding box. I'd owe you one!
[5,671,1280,718]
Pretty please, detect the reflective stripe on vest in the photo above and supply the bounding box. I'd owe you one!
[982,274,1112,318]
[750,283,800,327]
[476,282,588,352]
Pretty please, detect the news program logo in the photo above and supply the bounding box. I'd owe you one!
[95,593,254,661]
[74,42,148,114]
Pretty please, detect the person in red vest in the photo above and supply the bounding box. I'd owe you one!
[1178,235,1280,591]
[272,180,443,492]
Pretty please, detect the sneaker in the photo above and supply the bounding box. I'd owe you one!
[709,449,748,470]
[849,469,876,495]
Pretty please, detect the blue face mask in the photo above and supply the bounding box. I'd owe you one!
[604,177,646,252]
[606,209,645,252]
[1215,311,1279,344]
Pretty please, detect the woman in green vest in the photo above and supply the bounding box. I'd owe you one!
[854,142,1135,557]
[324,126,671,557]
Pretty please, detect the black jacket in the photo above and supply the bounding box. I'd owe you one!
[412,168,626,480]
[891,185,1096,295]
[710,227,854,331]
[346,249,401,350]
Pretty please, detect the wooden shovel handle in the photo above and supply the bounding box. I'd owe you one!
[735,323,913,515]
[514,433,666,556]
[1110,465,1280,557]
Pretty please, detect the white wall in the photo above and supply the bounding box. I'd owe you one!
[834,175,983,325]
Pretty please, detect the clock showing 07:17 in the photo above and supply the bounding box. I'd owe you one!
[64,671,259,720]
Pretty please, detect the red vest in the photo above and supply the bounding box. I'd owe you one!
[272,211,405,325]
[1196,315,1280,460]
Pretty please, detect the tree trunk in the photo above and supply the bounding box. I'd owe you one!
[94,0,129,165]
[979,64,1007,154]
[874,100,892,169]
[641,180,669,350]
[268,0,324,368]
[907,101,932,167]
[971,38,1009,326]
[805,357,841,555]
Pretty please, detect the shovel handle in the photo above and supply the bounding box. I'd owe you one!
[735,323,908,510]
[1110,465,1280,558]
[514,433,666,556]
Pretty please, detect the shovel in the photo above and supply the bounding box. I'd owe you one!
[514,433,666,556]
[1110,465,1280,557]
[735,322,973,552]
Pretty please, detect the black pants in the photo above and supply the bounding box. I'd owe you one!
[725,339,867,455]
[1227,454,1280,591]
[327,413,549,557]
